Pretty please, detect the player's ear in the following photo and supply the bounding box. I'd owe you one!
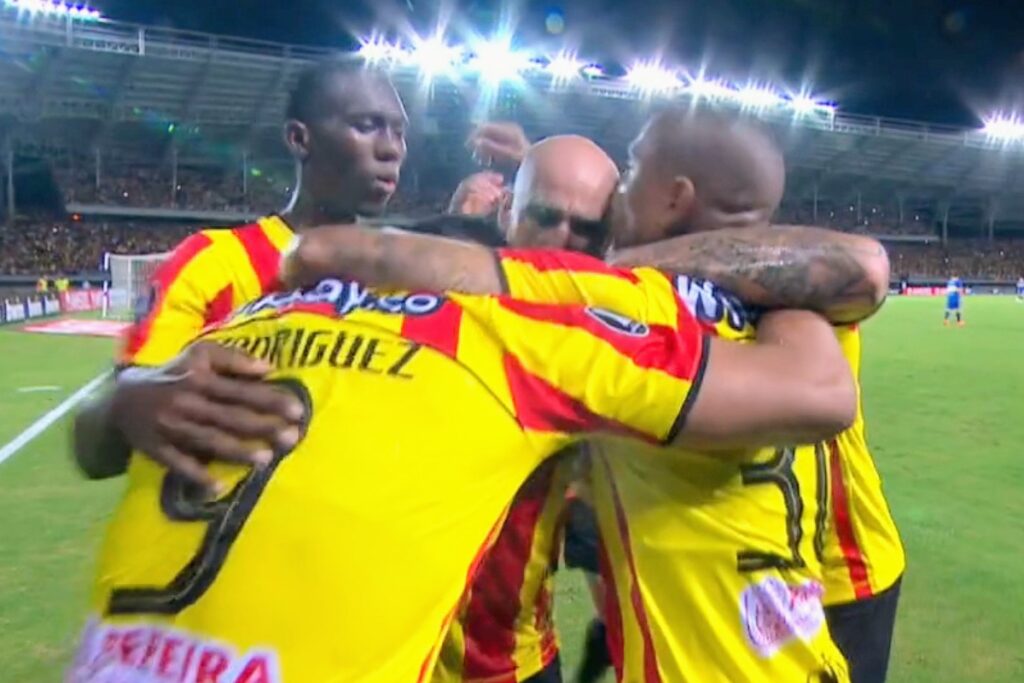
[666,175,696,221]
[284,120,311,162]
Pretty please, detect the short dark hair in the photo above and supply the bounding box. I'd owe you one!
[285,57,384,123]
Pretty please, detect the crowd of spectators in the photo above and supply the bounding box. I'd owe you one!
[54,165,293,214]
[3,165,1024,280]
[3,215,1023,281]
[777,205,936,236]
[888,241,1024,280]
[0,219,192,276]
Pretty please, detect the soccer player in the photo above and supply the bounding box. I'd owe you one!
[280,114,897,682]
[72,59,409,486]
[944,274,964,326]
[1015,276,1023,302]
[69,276,856,683]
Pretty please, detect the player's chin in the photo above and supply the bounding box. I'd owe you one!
[356,195,392,217]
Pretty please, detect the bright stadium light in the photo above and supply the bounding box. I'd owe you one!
[787,90,836,115]
[626,62,682,94]
[981,114,1024,141]
[4,0,102,19]
[410,34,463,80]
[581,64,604,78]
[358,36,403,65]
[546,53,584,80]
[467,38,532,83]
[735,84,785,109]
[685,76,735,100]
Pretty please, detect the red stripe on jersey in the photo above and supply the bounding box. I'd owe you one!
[123,232,214,358]
[498,248,640,283]
[203,283,234,327]
[401,299,463,359]
[461,463,558,679]
[233,222,283,293]
[503,353,654,442]
[828,440,873,600]
[497,297,700,381]
[598,533,625,682]
[599,456,663,683]
[418,514,508,683]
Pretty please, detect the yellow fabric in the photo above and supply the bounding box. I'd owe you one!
[119,216,293,367]
[75,282,705,683]
[498,248,850,682]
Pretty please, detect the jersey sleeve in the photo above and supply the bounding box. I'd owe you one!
[488,296,709,444]
[118,232,231,367]
[497,248,655,318]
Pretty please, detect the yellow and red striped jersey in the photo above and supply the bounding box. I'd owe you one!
[73,278,707,683]
[814,326,905,605]
[433,455,574,683]
[497,249,850,683]
[119,215,294,367]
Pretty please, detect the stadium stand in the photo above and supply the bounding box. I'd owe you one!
[0,13,1021,287]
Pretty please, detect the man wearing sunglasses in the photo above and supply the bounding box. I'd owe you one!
[429,134,620,683]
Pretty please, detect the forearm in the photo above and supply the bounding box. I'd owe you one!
[71,386,131,479]
[283,225,505,294]
[610,225,890,324]
[679,310,855,450]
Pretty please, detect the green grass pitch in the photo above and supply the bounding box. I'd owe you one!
[0,296,1022,682]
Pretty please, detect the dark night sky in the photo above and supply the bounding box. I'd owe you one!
[97,0,1024,127]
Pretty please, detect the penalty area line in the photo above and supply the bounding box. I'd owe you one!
[0,371,110,468]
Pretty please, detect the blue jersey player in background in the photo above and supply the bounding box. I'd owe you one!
[1016,277,1024,302]
[944,275,964,326]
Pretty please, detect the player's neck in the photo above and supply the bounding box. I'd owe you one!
[282,191,357,231]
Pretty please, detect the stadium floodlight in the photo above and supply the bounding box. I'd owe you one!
[685,76,735,100]
[546,53,584,80]
[735,85,785,109]
[358,37,404,65]
[787,92,836,115]
[3,0,102,19]
[981,115,1024,141]
[467,38,532,84]
[581,64,604,78]
[626,62,682,94]
[409,34,463,80]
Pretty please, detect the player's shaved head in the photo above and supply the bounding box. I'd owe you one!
[615,110,785,247]
[504,135,619,255]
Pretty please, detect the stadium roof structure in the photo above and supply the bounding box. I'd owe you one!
[0,12,1023,229]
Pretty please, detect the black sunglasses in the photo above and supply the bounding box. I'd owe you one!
[523,203,608,242]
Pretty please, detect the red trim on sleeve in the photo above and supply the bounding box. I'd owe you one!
[497,297,703,382]
[233,223,283,294]
[460,464,558,679]
[122,232,213,358]
[401,300,463,359]
[828,440,874,600]
[498,248,640,283]
[503,353,655,443]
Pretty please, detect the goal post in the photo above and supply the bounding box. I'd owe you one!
[103,251,168,320]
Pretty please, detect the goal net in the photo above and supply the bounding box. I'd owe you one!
[103,252,169,320]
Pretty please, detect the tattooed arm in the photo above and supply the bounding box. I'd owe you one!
[609,225,890,324]
[282,224,506,294]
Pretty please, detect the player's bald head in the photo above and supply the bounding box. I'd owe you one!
[504,135,619,255]
[615,110,785,246]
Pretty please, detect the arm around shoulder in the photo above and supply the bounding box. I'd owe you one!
[672,309,856,450]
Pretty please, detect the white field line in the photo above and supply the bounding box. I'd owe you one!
[0,371,110,467]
